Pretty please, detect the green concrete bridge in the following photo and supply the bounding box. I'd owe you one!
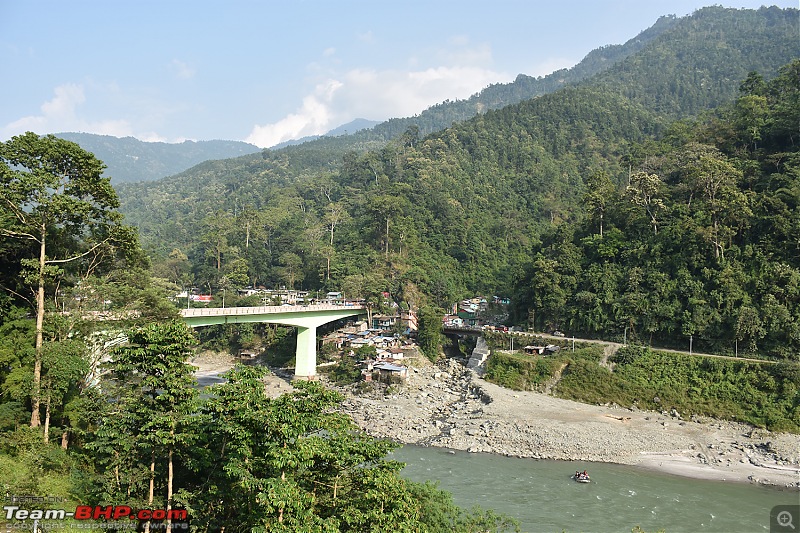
[181,304,366,379]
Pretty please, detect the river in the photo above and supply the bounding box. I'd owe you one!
[390,444,799,533]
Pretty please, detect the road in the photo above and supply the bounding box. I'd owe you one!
[483,329,780,365]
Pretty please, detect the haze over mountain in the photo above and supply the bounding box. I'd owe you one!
[56,121,386,184]
[54,133,261,184]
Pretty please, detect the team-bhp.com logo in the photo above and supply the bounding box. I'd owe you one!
[4,505,188,528]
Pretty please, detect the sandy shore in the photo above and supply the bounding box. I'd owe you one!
[191,352,800,489]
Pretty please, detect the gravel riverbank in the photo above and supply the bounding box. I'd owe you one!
[329,357,800,490]
[191,352,800,490]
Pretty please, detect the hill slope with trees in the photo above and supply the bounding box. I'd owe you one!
[115,8,798,340]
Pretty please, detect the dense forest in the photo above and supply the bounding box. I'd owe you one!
[113,7,798,358]
[514,62,800,357]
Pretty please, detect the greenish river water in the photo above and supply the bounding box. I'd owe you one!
[390,445,799,533]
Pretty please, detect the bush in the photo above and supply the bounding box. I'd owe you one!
[323,357,362,385]
[485,343,798,432]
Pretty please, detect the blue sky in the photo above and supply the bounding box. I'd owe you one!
[0,1,794,148]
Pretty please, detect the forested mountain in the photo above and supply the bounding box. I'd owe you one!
[55,13,676,187]
[358,11,680,141]
[55,133,261,184]
[513,62,800,356]
[115,7,798,359]
[584,5,797,115]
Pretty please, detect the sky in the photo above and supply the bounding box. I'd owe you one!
[0,1,795,148]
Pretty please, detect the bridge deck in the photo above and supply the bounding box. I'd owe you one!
[181,303,364,318]
[180,304,366,378]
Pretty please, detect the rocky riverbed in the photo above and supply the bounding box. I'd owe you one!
[329,356,800,490]
[191,351,800,489]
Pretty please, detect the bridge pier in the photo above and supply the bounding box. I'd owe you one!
[294,326,317,379]
[181,305,365,379]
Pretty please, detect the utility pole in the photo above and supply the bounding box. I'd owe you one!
[689,334,693,355]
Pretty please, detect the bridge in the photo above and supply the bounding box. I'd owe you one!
[181,304,366,379]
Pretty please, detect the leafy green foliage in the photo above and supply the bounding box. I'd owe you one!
[0,426,81,517]
[182,365,518,532]
[486,352,565,391]
[514,61,800,358]
[418,306,445,362]
[89,321,199,516]
[0,132,143,429]
[321,355,363,385]
[488,344,800,432]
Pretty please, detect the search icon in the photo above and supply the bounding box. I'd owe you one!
[778,510,796,530]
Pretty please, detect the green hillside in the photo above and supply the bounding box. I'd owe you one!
[113,7,799,359]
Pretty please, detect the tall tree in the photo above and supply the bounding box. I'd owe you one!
[583,170,616,237]
[107,321,198,532]
[200,210,235,272]
[323,201,349,281]
[0,132,135,429]
[626,171,666,235]
[417,306,445,362]
[681,143,748,261]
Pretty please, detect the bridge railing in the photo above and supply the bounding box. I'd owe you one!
[181,304,365,317]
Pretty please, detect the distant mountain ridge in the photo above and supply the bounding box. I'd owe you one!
[367,13,681,141]
[266,13,681,157]
[54,133,261,184]
[62,13,680,185]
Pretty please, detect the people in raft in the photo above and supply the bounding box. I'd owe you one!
[575,470,590,480]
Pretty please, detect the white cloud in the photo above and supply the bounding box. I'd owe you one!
[246,64,505,148]
[245,35,510,148]
[245,79,344,148]
[1,83,135,140]
[342,65,506,119]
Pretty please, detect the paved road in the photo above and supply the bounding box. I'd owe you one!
[516,331,778,365]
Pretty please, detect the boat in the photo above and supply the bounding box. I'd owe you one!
[572,472,591,483]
